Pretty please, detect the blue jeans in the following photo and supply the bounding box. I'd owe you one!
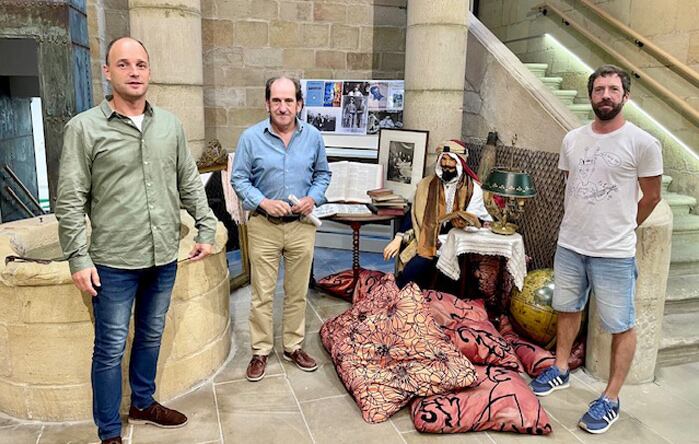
[91,261,177,440]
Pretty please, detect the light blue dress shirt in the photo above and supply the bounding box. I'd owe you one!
[231,118,332,211]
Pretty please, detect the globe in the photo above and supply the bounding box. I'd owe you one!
[509,268,557,349]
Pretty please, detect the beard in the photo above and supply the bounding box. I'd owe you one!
[592,99,624,121]
[441,168,458,182]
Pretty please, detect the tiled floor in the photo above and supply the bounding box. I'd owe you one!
[1,249,698,443]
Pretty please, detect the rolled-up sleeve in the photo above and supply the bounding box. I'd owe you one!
[56,121,95,274]
[231,133,266,211]
[175,124,217,245]
[307,134,331,206]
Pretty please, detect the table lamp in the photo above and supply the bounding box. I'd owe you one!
[481,168,537,235]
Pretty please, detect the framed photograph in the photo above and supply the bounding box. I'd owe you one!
[377,128,429,200]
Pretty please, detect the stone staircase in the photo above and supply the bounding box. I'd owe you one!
[524,63,593,123]
[524,63,699,367]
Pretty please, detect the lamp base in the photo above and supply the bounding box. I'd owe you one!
[490,221,519,235]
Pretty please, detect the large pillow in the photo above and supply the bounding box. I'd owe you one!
[315,269,387,303]
[320,282,477,424]
[423,291,523,372]
[498,316,585,377]
[411,365,552,435]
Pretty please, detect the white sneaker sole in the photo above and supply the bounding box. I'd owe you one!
[283,354,318,372]
[579,413,618,434]
[533,380,570,397]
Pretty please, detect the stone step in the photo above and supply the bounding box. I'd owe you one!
[657,311,699,367]
[671,214,699,247]
[541,76,563,90]
[662,175,673,193]
[669,242,699,275]
[664,273,699,315]
[568,103,592,120]
[664,192,697,216]
[524,63,548,78]
[553,89,578,105]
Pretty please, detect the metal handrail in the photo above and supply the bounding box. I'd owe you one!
[1,165,46,215]
[537,2,699,128]
[578,0,699,89]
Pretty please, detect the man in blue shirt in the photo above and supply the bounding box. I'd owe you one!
[232,76,331,382]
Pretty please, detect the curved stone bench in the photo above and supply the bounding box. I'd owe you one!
[0,211,232,421]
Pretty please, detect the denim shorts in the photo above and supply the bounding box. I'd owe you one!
[553,245,637,333]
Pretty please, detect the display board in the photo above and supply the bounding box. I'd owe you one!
[301,79,404,144]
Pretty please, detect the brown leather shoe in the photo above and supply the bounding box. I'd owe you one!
[101,437,122,444]
[246,354,268,382]
[283,349,318,372]
[128,401,187,428]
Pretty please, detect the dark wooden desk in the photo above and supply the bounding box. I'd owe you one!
[315,213,401,301]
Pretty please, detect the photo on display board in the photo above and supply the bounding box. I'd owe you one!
[387,81,404,109]
[339,95,368,133]
[342,81,369,97]
[368,82,389,110]
[304,81,324,107]
[324,82,342,107]
[367,110,403,135]
[306,107,340,132]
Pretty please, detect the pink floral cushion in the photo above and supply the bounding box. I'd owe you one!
[320,277,477,423]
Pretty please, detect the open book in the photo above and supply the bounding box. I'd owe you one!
[325,161,384,204]
[313,203,373,219]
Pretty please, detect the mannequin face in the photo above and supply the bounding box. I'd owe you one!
[440,155,458,182]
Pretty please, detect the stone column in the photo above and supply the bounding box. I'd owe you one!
[585,200,673,384]
[129,0,206,158]
[403,0,469,169]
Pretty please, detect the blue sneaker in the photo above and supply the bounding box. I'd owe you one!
[578,395,620,434]
[529,366,570,396]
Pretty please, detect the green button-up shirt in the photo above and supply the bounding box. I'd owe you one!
[56,97,217,274]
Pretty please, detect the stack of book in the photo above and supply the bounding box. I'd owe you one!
[366,188,408,216]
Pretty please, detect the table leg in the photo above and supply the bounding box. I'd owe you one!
[350,222,361,285]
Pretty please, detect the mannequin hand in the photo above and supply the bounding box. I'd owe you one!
[383,236,402,260]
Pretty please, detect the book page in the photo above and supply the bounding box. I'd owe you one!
[325,161,383,203]
[313,203,373,218]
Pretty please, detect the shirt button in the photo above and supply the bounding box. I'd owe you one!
[147,183,152,187]
[144,161,149,165]
[149,204,154,209]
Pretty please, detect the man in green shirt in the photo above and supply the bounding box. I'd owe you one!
[56,37,217,444]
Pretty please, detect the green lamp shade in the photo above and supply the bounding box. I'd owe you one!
[482,169,537,198]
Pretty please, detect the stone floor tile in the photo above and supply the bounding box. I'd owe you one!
[654,362,699,408]
[402,430,490,443]
[131,384,220,444]
[570,417,670,443]
[388,405,414,433]
[218,411,312,444]
[37,421,98,444]
[537,384,611,431]
[307,288,351,309]
[611,382,699,444]
[300,394,403,443]
[214,332,284,384]
[314,302,351,321]
[284,362,347,402]
[0,424,43,444]
[215,374,298,413]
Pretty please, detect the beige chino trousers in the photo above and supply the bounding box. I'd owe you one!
[247,214,316,355]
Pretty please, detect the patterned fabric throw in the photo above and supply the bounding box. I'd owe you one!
[320,276,477,423]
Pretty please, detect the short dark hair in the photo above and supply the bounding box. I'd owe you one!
[265,76,303,103]
[587,64,631,97]
[105,37,150,65]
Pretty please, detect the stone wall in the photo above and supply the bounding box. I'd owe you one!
[86,0,130,101]
[476,0,699,202]
[201,0,407,150]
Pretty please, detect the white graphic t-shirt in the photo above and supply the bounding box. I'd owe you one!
[557,121,663,258]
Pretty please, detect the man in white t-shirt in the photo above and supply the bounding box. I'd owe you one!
[530,65,662,434]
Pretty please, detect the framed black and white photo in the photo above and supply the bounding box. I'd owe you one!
[377,128,429,199]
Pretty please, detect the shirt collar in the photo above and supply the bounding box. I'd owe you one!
[264,116,305,135]
[100,95,154,120]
